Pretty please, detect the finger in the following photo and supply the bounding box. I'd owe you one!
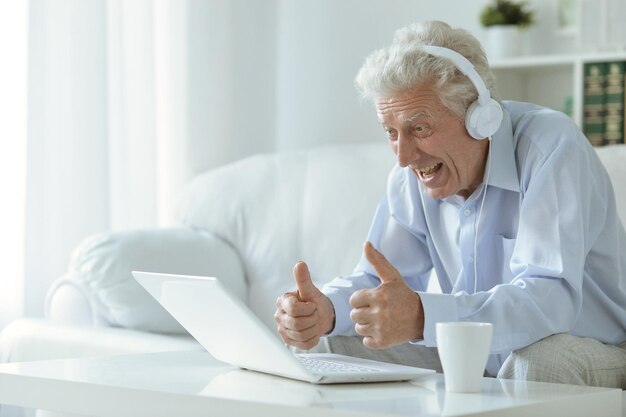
[279,329,320,350]
[282,323,320,342]
[280,296,317,317]
[348,288,371,309]
[362,336,384,350]
[275,291,298,310]
[364,241,401,284]
[293,261,322,302]
[349,307,371,325]
[354,322,372,337]
[281,310,320,331]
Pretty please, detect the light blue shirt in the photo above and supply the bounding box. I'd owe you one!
[323,101,626,375]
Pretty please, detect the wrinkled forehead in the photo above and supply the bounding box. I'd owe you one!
[374,90,447,124]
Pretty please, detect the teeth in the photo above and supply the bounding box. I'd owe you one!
[418,163,441,176]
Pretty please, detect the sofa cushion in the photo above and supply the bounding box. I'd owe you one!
[50,228,246,334]
[0,318,202,363]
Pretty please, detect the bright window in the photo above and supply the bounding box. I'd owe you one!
[0,1,29,326]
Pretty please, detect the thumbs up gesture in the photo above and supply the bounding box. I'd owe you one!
[349,242,424,349]
[275,261,336,350]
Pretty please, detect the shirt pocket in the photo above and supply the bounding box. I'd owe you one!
[495,235,517,283]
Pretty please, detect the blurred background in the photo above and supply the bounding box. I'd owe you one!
[0,0,624,328]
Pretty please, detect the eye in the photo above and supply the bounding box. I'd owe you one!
[413,124,432,139]
[384,127,398,141]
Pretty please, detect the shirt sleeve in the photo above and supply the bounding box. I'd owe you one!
[323,194,433,336]
[419,136,602,353]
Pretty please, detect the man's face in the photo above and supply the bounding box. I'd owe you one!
[376,87,489,200]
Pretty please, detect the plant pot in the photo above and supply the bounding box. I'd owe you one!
[484,25,523,60]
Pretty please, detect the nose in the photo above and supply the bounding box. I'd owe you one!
[396,134,419,167]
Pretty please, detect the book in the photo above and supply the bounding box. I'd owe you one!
[582,62,607,146]
[604,61,625,145]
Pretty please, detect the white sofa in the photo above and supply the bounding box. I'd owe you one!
[1,142,625,392]
[1,142,398,362]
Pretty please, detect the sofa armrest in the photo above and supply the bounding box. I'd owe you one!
[0,318,204,363]
[45,275,105,326]
[48,227,246,334]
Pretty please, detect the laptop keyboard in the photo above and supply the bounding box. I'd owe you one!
[296,355,382,374]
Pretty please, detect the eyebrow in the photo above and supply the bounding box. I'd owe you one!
[377,111,432,127]
[402,111,431,124]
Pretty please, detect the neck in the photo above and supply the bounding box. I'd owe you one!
[457,140,490,200]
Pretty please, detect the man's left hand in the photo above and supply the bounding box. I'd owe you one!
[349,241,425,349]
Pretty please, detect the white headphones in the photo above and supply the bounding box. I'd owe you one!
[421,45,503,140]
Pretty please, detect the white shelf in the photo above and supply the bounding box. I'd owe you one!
[491,51,626,69]
[490,51,626,128]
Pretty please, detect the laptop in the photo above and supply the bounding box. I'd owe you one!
[132,271,435,384]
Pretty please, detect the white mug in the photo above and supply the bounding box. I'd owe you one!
[436,322,493,393]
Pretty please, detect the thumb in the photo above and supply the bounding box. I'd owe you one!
[293,261,321,301]
[364,241,401,284]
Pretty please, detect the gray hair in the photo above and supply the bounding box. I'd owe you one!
[355,21,498,120]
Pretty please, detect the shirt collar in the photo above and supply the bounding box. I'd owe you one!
[485,108,520,193]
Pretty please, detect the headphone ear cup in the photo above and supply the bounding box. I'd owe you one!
[465,99,503,140]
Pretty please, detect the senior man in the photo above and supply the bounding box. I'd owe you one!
[274,21,626,387]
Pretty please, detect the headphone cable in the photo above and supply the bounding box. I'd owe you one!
[473,138,492,293]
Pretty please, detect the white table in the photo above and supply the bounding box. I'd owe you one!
[0,350,621,417]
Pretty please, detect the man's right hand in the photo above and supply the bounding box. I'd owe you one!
[274,261,335,350]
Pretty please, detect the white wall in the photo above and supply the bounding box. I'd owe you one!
[186,0,277,175]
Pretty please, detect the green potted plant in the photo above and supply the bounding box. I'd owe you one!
[480,0,534,28]
[480,0,534,59]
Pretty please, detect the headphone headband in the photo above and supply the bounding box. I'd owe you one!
[421,45,491,106]
[420,45,503,140]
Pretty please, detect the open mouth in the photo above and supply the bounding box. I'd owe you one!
[416,162,443,179]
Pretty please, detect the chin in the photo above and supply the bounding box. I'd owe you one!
[424,188,450,200]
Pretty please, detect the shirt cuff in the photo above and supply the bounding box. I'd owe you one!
[324,290,357,337]
[417,291,459,347]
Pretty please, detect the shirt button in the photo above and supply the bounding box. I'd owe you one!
[468,256,474,263]
[464,209,471,216]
